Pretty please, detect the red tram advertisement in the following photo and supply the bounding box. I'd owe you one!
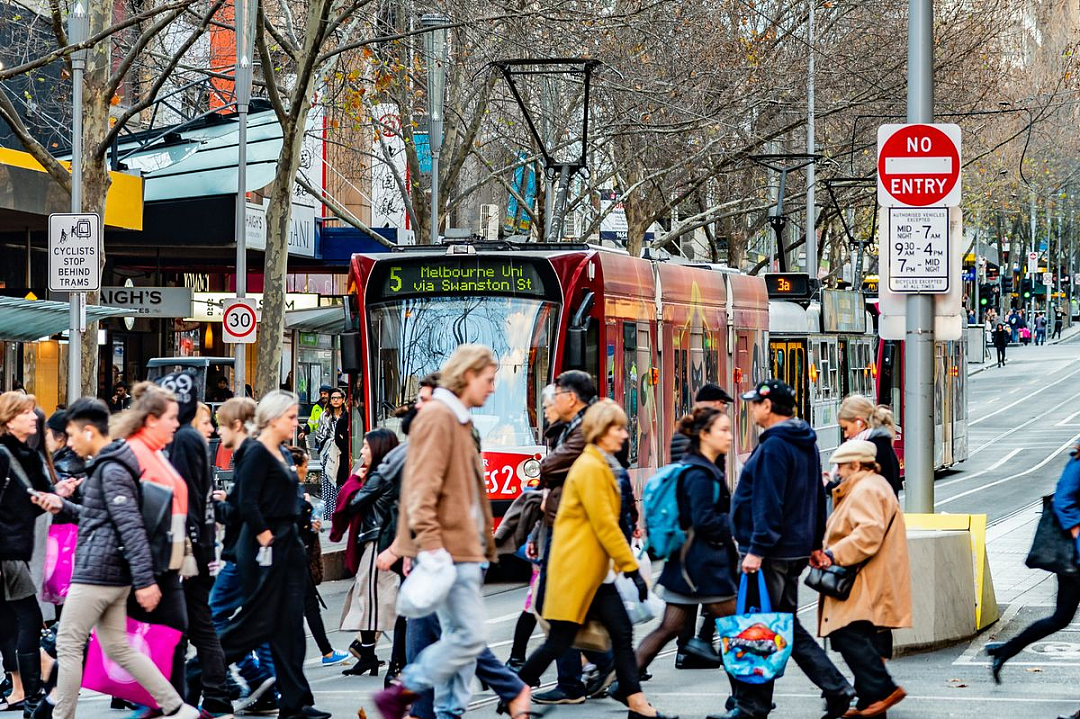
[343,242,768,515]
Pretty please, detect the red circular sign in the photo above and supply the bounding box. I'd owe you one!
[224,302,257,339]
[878,124,960,206]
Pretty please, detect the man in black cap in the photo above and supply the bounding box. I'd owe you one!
[717,379,854,719]
[669,383,734,464]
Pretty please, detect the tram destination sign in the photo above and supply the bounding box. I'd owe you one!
[375,258,549,300]
[887,207,950,293]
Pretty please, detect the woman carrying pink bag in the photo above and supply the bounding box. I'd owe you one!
[31,398,199,719]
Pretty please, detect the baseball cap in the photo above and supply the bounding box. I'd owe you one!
[740,379,796,409]
[694,383,733,404]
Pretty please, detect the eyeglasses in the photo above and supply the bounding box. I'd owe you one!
[330,396,344,401]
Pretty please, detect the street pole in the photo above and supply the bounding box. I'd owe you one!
[904,0,936,514]
[233,0,254,398]
[805,0,816,277]
[1029,185,1037,318]
[423,15,448,247]
[67,2,88,404]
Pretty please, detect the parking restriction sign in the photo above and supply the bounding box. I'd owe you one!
[887,207,950,293]
[222,298,257,344]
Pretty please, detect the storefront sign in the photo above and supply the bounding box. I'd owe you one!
[243,199,317,258]
[101,287,193,318]
[188,292,319,323]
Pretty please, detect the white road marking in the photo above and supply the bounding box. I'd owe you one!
[969,365,1080,426]
[936,433,1080,507]
[1057,410,1080,427]
[935,448,1023,490]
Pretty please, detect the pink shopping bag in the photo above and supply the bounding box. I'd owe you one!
[41,523,78,605]
[81,619,182,708]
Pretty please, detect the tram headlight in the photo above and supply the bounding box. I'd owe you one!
[522,459,541,479]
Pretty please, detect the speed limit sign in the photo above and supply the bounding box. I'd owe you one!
[222,298,257,344]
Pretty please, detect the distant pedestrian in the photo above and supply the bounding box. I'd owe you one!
[811,440,911,718]
[314,387,349,520]
[726,379,855,719]
[1007,309,1020,343]
[987,444,1080,700]
[993,324,1010,367]
[1054,306,1065,339]
[1035,312,1048,345]
[516,399,674,719]
[837,396,901,496]
[669,383,733,464]
[108,381,131,413]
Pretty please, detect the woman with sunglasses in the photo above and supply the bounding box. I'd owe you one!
[314,388,350,522]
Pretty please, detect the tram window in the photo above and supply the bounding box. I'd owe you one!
[623,323,639,465]
[606,323,616,400]
[704,330,720,385]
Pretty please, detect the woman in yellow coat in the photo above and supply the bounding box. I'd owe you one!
[517,400,674,719]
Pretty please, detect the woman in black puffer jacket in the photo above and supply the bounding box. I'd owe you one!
[0,392,55,716]
[633,406,739,676]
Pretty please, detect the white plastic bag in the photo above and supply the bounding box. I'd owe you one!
[397,548,457,618]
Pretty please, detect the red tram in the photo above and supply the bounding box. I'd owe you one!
[342,242,769,513]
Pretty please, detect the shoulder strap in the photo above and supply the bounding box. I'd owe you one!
[0,445,34,492]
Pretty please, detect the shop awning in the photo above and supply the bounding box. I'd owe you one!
[0,297,135,342]
[285,305,346,334]
[0,148,144,231]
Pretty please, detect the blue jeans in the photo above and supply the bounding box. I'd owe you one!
[210,561,276,687]
[407,613,525,719]
[402,564,488,719]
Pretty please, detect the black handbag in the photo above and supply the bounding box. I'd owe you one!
[1025,495,1079,575]
[805,508,898,600]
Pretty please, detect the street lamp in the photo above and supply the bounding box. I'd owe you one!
[67,1,89,403]
[422,14,448,247]
[233,0,255,397]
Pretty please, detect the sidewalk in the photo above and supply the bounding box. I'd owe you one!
[969,321,1080,377]
[984,502,1056,607]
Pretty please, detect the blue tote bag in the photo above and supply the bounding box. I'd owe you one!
[716,572,794,684]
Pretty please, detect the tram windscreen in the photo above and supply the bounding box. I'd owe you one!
[367,295,558,448]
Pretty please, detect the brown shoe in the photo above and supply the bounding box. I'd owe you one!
[845,687,907,717]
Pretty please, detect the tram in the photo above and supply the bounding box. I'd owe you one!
[764,274,877,463]
[343,242,769,513]
[875,337,968,472]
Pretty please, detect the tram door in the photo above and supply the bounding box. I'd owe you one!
[769,339,810,421]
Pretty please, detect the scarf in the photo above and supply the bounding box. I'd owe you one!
[128,428,189,571]
[329,471,366,574]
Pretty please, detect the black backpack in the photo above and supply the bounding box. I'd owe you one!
[98,458,174,577]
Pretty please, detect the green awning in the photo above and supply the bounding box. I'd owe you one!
[0,297,135,342]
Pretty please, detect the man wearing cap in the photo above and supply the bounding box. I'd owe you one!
[669,383,734,464]
[719,379,855,719]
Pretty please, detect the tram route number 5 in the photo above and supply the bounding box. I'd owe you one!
[887,207,950,294]
[223,298,258,344]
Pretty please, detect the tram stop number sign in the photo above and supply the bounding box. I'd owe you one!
[222,298,257,344]
[878,123,962,294]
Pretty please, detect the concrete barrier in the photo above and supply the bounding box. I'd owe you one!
[322,544,352,582]
[894,530,976,653]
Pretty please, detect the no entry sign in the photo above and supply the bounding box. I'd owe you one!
[877,123,961,207]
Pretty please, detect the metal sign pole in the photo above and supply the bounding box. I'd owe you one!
[233,0,254,398]
[904,0,936,513]
[68,3,88,403]
[805,0,817,276]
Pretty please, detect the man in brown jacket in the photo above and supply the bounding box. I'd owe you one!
[373,345,501,719]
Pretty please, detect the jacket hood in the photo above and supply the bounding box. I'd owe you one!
[683,449,725,481]
[90,439,142,477]
[760,418,817,447]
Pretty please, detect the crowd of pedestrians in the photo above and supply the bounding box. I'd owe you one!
[0,344,920,719]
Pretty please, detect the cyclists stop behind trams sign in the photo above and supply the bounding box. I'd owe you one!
[878,123,961,294]
[223,298,257,344]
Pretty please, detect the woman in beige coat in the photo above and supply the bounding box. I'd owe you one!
[811,439,911,718]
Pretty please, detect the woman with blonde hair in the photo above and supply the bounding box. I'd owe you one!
[217,391,323,719]
[837,395,901,495]
[0,392,54,714]
[517,399,674,719]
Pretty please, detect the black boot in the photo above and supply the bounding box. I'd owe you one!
[342,644,380,677]
[383,660,403,689]
[16,652,42,719]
